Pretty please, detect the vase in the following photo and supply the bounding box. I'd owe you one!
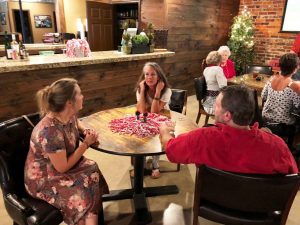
[149,44,154,53]
[122,45,132,54]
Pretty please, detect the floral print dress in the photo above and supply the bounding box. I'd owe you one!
[24,115,108,225]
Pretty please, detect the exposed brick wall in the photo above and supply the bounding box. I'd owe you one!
[239,0,298,65]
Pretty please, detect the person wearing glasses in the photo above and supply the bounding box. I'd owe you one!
[135,62,172,178]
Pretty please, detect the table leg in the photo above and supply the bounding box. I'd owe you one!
[102,155,179,224]
[132,155,152,224]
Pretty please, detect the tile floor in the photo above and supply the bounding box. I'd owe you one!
[1,95,299,225]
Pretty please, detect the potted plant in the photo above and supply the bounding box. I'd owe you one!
[131,34,150,54]
[147,23,155,53]
[121,22,132,54]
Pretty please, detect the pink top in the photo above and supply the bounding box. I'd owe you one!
[165,123,298,174]
[220,59,236,79]
[291,33,300,57]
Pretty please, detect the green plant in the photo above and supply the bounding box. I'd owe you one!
[121,22,131,45]
[131,34,149,46]
[227,7,255,75]
[147,23,155,45]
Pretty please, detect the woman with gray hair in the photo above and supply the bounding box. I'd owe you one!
[218,45,236,79]
[202,51,227,115]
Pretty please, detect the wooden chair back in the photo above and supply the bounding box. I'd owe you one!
[193,164,300,225]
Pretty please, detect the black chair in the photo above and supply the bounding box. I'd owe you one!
[169,89,187,115]
[0,113,63,225]
[194,77,212,126]
[246,65,273,75]
[169,88,187,171]
[193,164,300,225]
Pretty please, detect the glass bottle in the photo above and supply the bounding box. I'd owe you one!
[11,34,19,59]
[4,31,13,60]
[19,40,26,59]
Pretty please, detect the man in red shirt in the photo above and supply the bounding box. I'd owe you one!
[160,85,298,174]
[291,33,300,80]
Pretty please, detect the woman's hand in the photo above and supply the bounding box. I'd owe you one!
[139,80,146,92]
[156,80,165,93]
[83,129,99,146]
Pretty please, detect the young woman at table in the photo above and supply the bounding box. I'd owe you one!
[262,53,300,150]
[24,78,109,225]
[203,51,227,115]
[135,62,172,178]
[217,45,236,79]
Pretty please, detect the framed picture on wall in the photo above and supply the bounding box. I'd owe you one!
[34,15,52,28]
[0,12,6,25]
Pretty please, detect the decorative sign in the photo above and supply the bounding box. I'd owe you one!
[34,15,52,28]
[0,12,6,25]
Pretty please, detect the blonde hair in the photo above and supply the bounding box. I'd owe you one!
[36,78,78,116]
[206,51,222,65]
[218,45,231,56]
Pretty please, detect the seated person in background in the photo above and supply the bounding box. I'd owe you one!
[136,62,172,178]
[290,32,300,80]
[218,45,236,79]
[261,53,300,149]
[202,51,227,115]
[160,85,298,174]
[24,78,109,225]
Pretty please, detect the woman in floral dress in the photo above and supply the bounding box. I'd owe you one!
[24,78,108,225]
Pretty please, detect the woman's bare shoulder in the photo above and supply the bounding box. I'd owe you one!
[290,81,300,94]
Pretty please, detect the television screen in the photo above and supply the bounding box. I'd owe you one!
[281,0,300,32]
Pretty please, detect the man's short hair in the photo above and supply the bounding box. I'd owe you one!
[220,85,255,126]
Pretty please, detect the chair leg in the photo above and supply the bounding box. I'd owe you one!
[204,115,209,126]
[176,163,181,171]
[196,111,201,124]
[192,215,199,225]
[98,203,105,225]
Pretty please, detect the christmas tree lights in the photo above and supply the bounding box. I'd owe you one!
[228,6,255,75]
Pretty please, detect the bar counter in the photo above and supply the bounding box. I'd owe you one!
[0,43,66,56]
[0,50,175,122]
[0,50,174,73]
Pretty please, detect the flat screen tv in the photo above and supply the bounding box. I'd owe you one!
[281,0,300,32]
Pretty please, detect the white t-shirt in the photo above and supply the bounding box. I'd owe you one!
[136,88,172,110]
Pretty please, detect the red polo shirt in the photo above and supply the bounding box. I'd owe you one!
[166,123,298,174]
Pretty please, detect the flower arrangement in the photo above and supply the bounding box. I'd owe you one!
[121,22,132,54]
[147,23,154,46]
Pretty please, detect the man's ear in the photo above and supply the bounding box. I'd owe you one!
[223,111,232,122]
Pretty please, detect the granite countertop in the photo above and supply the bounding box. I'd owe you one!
[0,43,66,51]
[0,50,175,73]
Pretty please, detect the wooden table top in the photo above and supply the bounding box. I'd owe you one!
[80,106,198,156]
[228,74,271,92]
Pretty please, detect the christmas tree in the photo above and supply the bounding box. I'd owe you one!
[227,6,255,75]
